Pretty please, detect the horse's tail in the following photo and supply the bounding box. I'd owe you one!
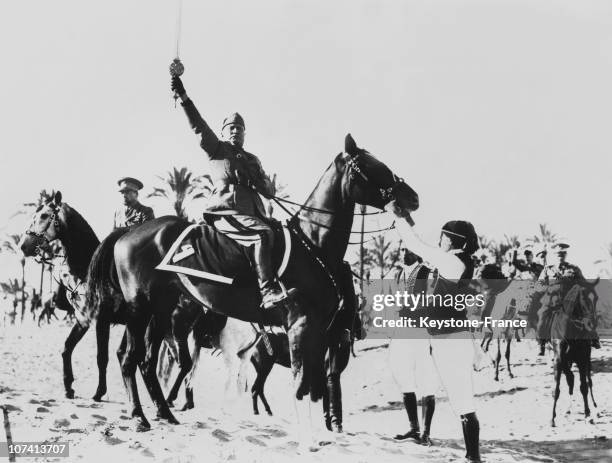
[85,228,129,320]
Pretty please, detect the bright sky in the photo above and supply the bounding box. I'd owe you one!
[1,0,611,283]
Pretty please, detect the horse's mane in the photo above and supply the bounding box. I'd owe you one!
[60,203,100,281]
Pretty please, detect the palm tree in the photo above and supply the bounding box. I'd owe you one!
[9,188,56,220]
[0,235,27,322]
[148,167,212,220]
[362,234,401,281]
[478,234,494,251]
[528,223,558,246]
[494,234,521,264]
[0,278,24,325]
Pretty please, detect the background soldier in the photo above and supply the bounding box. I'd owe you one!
[512,248,544,280]
[113,177,155,229]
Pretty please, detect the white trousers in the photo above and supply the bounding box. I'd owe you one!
[389,333,438,397]
[390,330,477,415]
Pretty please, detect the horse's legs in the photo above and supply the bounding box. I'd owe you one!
[578,358,591,420]
[287,312,309,399]
[119,321,150,431]
[505,337,514,379]
[62,321,90,399]
[93,318,110,401]
[588,358,597,408]
[482,331,492,352]
[181,341,201,411]
[564,365,575,395]
[139,316,179,424]
[494,338,501,381]
[250,350,275,416]
[322,382,330,431]
[551,349,563,427]
[166,334,192,408]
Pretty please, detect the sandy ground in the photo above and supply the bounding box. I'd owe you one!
[0,319,611,463]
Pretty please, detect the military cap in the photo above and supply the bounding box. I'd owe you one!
[222,112,245,130]
[117,177,144,192]
[552,242,569,250]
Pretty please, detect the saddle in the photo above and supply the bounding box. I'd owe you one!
[156,216,291,287]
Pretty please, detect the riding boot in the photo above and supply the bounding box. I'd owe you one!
[327,374,343,433]
[460,412,481,463]
[420,395,435,446]
[394,392,420,442]
[323,391,331,431]
[253,240,295,309]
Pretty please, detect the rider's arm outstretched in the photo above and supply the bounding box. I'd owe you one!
[171,76,222,159]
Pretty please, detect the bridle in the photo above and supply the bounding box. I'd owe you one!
[344,151,407,204]
[25,203,61,261]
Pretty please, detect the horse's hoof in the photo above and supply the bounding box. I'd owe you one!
[180,402,194,411]
[157,410,179,424]
[509,374,515,379]
[266,411,273,417]
[494,377,499,382]
[167,401,174,408]
[65,390,75,399]
[551,421,556,427]
[253,410,259,416]
[134,417,151,432]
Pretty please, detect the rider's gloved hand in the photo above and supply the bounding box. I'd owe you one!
[171,76,186,98]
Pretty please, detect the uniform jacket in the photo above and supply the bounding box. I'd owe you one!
[181,99,275,217]
[539,261,585,284]
[113,202,155,228]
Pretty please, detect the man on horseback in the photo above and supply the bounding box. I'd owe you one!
[536,243,600,352]
[113,177,155,229]
[170,75,294,309]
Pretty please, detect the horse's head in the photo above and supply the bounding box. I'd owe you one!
[340,134,419,219]
[19,191,64,257]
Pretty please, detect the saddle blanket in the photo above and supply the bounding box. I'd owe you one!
[156,219,291,286]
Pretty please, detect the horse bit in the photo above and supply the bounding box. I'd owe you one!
[26,204,60,262]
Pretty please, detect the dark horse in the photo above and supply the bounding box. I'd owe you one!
[547,281,598,427]
[108,134,418,430]
[19,192,100,398]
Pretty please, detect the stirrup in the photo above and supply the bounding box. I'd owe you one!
[261,287,297,310]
